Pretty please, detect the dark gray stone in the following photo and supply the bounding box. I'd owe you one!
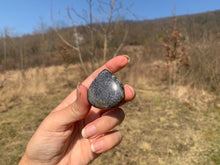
[88,69,125,109]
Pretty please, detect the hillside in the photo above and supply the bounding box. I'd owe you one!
[0,10,220,70]
[0,10,220,165]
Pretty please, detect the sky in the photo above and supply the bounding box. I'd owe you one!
[0,0,220,35]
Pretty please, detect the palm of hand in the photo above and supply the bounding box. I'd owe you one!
[56,109,101,165]
[26,104,104,165]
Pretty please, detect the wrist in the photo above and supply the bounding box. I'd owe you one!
[18,154,28,165]
[18,153,33,165]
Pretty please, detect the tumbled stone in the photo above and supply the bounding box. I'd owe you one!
[88,69,125,109]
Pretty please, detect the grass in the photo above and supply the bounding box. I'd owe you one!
[0,52,219,165]
[92,82,220,165]
[0,65,81,165]
[0,96,61,165]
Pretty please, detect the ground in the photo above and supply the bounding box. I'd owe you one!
[0,61,219,165]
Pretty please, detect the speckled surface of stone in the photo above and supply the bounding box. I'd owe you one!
[88,69,125,109]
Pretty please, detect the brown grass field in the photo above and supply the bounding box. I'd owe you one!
[0,45,219,165]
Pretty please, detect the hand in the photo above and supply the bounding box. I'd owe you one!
[19,56,135,165]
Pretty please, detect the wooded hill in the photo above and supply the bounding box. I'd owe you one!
[0,10,219,72]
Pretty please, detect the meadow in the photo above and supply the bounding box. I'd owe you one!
[0,10,220,165]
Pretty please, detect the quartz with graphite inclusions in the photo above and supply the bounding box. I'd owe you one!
[88,69,125,109]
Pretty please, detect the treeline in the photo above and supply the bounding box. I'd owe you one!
[0,10,220,72]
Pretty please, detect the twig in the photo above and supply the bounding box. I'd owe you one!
[113,28,128,57]
[51,2,89,75]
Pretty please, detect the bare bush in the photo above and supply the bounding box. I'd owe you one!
[160,16,190,97]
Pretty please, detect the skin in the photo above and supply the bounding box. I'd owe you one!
[19,55,135,165]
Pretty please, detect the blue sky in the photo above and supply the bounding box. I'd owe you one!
[0,0,220,35]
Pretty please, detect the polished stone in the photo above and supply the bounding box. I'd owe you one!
[88,69,125,109]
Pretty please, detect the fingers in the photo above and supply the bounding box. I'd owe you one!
[42,84,91,131]
[82,108,125,138]
[82,55,130,88]
[84,84,135,125]
[53,55,129,112]
[90,131,122,154]
[124,84,136,102]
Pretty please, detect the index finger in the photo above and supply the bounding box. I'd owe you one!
[82,55,130,88]
[54,55,130,112]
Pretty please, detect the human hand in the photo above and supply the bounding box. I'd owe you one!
[19,55,135,165]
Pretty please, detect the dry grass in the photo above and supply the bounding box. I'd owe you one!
[0,46,220,165]
[0,64,84,165]
[0,64,82,110]
[93,85,220,165]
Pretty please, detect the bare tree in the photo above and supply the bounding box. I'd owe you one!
[51,7,89,75]
[51,0,130,75]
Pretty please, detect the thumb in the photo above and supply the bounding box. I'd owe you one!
[42,84,91,131]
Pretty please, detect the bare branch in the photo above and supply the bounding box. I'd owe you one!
[124,6,139,20]
[68,7,89,24]
[51,0,133,73]
[50,5,78,50]
[51,1,89,75]
[113,28,128,57]
[106,0,115,33]
[67,8,89,75]
[93,15,106,32]
[55,28,78,50]
[88,0,96,70]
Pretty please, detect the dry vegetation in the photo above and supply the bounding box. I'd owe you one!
[0,9,220,165]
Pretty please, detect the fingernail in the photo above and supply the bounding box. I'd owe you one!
[123,55,130,63]
[91,140,104,153]
[77,83,81,98]
[128,85,135,98]
[81,125,97,138]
